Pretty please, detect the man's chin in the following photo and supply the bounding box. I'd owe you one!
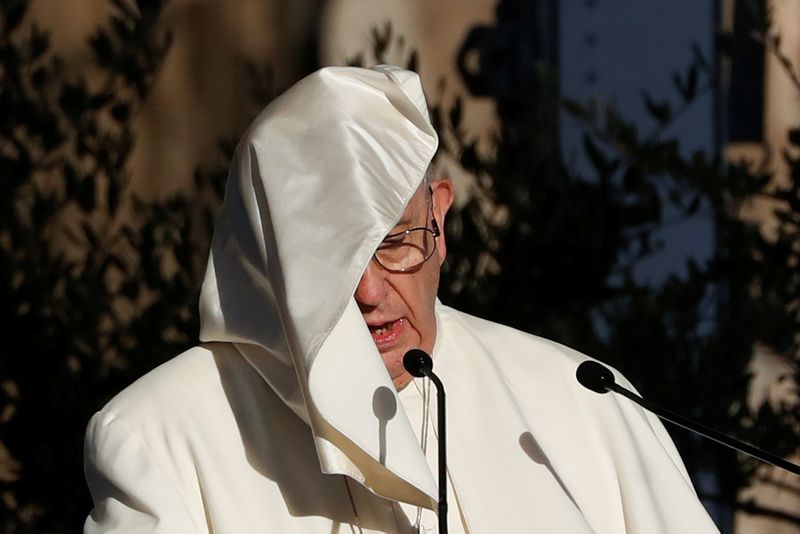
[378,346,413,381]
[391,371,414,391]
[379,346,405,368]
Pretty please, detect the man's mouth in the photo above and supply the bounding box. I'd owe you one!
[368,318,405,349]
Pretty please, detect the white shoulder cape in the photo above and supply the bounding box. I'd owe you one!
[84,302,719,533]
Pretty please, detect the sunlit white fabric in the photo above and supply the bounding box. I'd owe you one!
[84,65,719,533]
[197,65,439,507]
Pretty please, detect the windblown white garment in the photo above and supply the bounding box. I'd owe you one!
[84,66,719,533]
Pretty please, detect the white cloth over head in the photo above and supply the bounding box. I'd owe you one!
[198,65,440,508]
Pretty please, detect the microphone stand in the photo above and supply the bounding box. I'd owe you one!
[404,349,448,534]
[576,361,800,477]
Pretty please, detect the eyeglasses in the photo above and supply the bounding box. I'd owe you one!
[373,217,441,273]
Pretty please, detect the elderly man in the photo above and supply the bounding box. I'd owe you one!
[84,66,719,533]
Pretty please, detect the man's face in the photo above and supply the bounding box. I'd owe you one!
[355,179,454,390]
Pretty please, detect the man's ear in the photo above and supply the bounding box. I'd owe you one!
[430,179,454,264]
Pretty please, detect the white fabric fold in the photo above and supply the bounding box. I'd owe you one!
[198,65,438,505]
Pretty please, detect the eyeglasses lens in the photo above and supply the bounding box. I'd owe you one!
[375,228,436,272]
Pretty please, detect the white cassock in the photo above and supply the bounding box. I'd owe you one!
[84,66,720,533]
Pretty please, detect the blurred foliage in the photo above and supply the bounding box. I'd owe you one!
[0,1,226,531]
[345,20,419,73]
[2,0,799,531]
[438,1,800,529]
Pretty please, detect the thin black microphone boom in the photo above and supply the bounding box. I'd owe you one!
[576,360,800,477]
[403,349,448,534]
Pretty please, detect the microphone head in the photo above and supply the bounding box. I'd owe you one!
[403,349,433,378]
[576,360,615,394]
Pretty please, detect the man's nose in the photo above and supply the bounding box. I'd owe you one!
[354,260,389,307]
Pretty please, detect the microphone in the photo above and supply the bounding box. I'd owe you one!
[403,348,433,378]
[403,349,448,534]
[575,360,614,394]
[575,360,800,477]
